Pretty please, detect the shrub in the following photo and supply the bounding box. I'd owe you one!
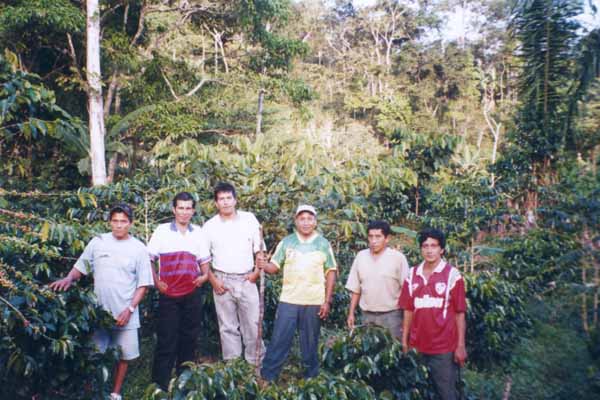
[465,271,531,370]
[321,326,437,399]
[0,262,118,399]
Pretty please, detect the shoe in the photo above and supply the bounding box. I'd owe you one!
[109,393,122,400]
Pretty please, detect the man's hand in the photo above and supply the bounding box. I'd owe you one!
[156,280,168,294]
[318,302,330,320]
[244,270,260,283]
[115,308,132,327]
[454,344,467,367]
[212,277,228,295]
[49,277,73,291]
[255,253,268,270]
[192,274,209,287]
[347,313,355,330]
[402,340,409,354]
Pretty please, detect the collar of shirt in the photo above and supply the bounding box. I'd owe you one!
[368,246,390,261]
[295,231,318,244]
[216,211,241,224]
[416,259,446,284]
[170,221,194,233]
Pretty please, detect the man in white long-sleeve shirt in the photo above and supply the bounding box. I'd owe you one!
[203,182,265,365]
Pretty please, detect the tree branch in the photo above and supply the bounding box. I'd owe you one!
[130,1,147,47]
[66,33,85,84]
[161,69,180,101]
[104,72,119,118]
[185,78,209,97]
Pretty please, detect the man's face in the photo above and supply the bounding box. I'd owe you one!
[295,211,317,237]
[420,237,444,264]
[110,212,132,240]
[368,229,389,254]
[215,191,237,217]
[172,200,195,226]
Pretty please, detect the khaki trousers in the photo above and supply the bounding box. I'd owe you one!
[362,309,403,339]
[213,271,265,364]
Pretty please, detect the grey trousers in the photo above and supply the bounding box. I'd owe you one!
[362,309,403,339]
[213,271,265,365]
[422,352,459,400]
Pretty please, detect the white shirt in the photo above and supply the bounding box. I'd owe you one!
[202,210,262,274]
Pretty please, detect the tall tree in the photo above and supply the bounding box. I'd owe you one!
[87,0,107,185]
[508,0,583,212]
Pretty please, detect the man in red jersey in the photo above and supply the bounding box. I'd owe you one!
[399,228,467,400]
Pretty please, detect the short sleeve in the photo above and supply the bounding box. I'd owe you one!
[196,231,212,264]
[324,242,337,271]
[398,253,409,287]
[146,227,161,259]
[345,256,361,293]
[74,238,97,275]
[451,275,467,313]
[271,240,285,269]
[398,275,414,311]
[249,214,266,253]
[135,245,154,288]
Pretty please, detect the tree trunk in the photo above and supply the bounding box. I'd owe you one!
[470,237,475,273]
[87,0,107,186]
[582,263,590,333]
[256,89,265,135]
[217,33,228,73]
[415,182,420,216]
[214,32,219,75]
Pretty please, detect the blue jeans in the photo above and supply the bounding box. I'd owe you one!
[261,302,321,381]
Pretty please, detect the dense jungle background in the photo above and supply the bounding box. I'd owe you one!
[1,0,600,399]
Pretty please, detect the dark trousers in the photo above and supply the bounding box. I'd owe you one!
[261,302,321,381]
[423,352,459,400]
[152,288,202,390]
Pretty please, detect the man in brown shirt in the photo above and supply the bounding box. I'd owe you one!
[345,220,409,338]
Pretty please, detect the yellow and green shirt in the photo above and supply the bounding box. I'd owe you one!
[271,231,337,305]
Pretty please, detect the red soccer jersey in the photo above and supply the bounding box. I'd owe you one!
[398,261,466,355]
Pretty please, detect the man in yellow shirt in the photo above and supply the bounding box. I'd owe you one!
[257,205,337,382]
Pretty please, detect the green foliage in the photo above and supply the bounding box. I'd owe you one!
[0,53,88,188]
[465,271,531,370]
[142,327,435,400]
[538,165,600,234]
[508,321,599,399]
[423,173,502,251]
[390,129,459,214]
[565,28,600,150]
[391,130,459,183]
[321,326,436,399]
[0,261,119,399]
[143,358,376,399]
[511,0,583,157]
[498,228,581,290]
[0,190,124,398]
[344,93,413,136]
